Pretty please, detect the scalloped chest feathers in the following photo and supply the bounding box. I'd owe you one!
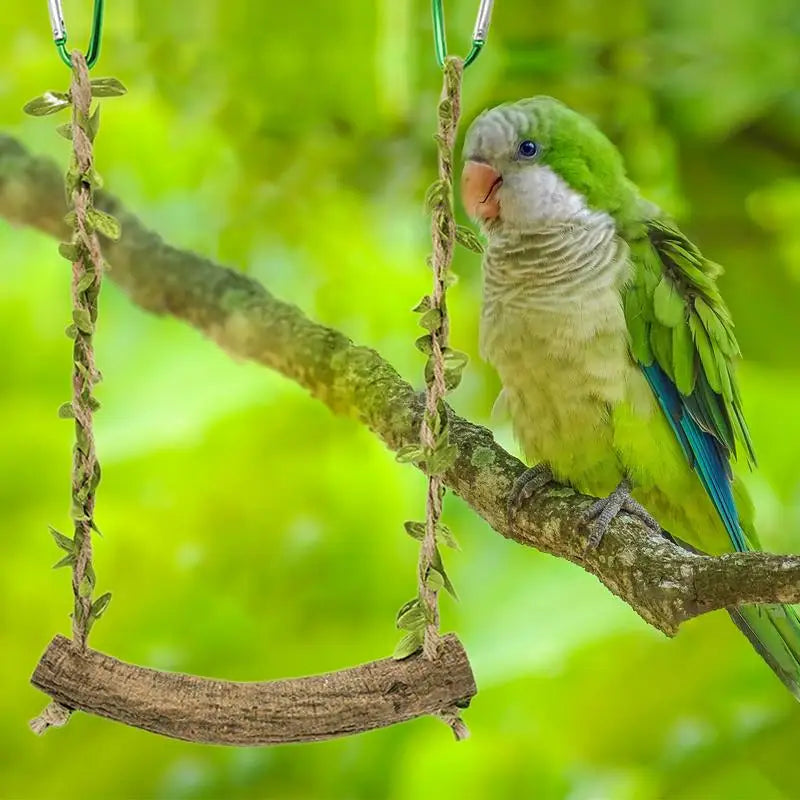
[479,224,649,487]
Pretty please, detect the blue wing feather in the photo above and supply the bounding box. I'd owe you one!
[633,225,800,699]
[642,363,747,552]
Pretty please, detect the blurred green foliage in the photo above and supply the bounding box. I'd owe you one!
[2,1,800,797]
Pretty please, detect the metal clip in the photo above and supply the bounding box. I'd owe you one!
[47,0,105,69]
[432,0,495,68]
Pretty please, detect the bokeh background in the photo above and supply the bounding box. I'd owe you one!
[2,1,800,798]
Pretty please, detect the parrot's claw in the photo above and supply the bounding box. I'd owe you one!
[508,463,555,516]
[581,478,661,552]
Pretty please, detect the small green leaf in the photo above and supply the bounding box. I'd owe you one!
[423,357,438,387]
[76,271,97,294]
[75,482,90,504]
[396,598,427,631]
[87,106,101,140]
[397,608,427,632]
[49,526,74,553]
[72,308,93,334]
[91,592,112,619]
[403,521,426,541]
[419,308,442,332]
[23,91,71,116]
[57,402,75,419]
[89,77,128,97]
[442,348,469,370]
[431,349,469,390]
[78,575,93,598]
[424,180,447,212]
[70,500,88,521]
[58,242,80,261]
[404,520,458,550]
[87,463,102,493]
[65,162,82,194]
[435,523,460,550]
[427,443,458,475]
[443,365,465,392]
[455,225,484,253]
[73,107,90,135]
[425,567,445,592]
[415,335,433,355]
[396,444,425,464]
[395,597,419,622]
[55,123,73,140]
[74,360,90,379]
[64,210,77,227]
[393,630,423,660]
[53,553,76,570]
[86,208,121,241]
[82,167,104,191]
[423,402,444,436]
[431,547,458,599]
[64,324,78,340]
[411,295,432,314]
[436,396,450,427]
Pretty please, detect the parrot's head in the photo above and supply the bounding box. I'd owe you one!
[461,96,634,234]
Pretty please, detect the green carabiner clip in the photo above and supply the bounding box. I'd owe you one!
[48,0,105,69]
[432,0,494,68]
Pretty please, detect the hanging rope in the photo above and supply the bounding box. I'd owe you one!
[393,1,493,741]
[65,51,104,651]
[419,54,463,660]
[393,55,470,739]
[25,5,125,730]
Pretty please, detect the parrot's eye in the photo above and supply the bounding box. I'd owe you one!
[517,140,539,159]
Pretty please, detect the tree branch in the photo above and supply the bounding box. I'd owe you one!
[3,133,799,644]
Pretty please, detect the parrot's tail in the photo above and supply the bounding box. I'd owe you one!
[729,604,800,699]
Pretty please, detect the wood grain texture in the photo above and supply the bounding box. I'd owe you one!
[31,635,477,745]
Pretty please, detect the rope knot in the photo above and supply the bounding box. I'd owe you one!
[436,705,470,741]
[29,701,72,735]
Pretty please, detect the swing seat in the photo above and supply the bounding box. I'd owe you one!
[32,634,476,744]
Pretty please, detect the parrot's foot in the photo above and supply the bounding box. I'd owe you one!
[508,463,555,516]
[581,478,661,551]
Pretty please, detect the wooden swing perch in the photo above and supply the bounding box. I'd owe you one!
[32,634,476,744]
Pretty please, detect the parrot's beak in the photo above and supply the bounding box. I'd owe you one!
[461,161,502,222]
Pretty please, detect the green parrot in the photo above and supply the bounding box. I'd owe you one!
[460,95,800,698]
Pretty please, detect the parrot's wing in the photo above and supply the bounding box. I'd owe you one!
[627,221,800,699]
[624,217,756,552]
